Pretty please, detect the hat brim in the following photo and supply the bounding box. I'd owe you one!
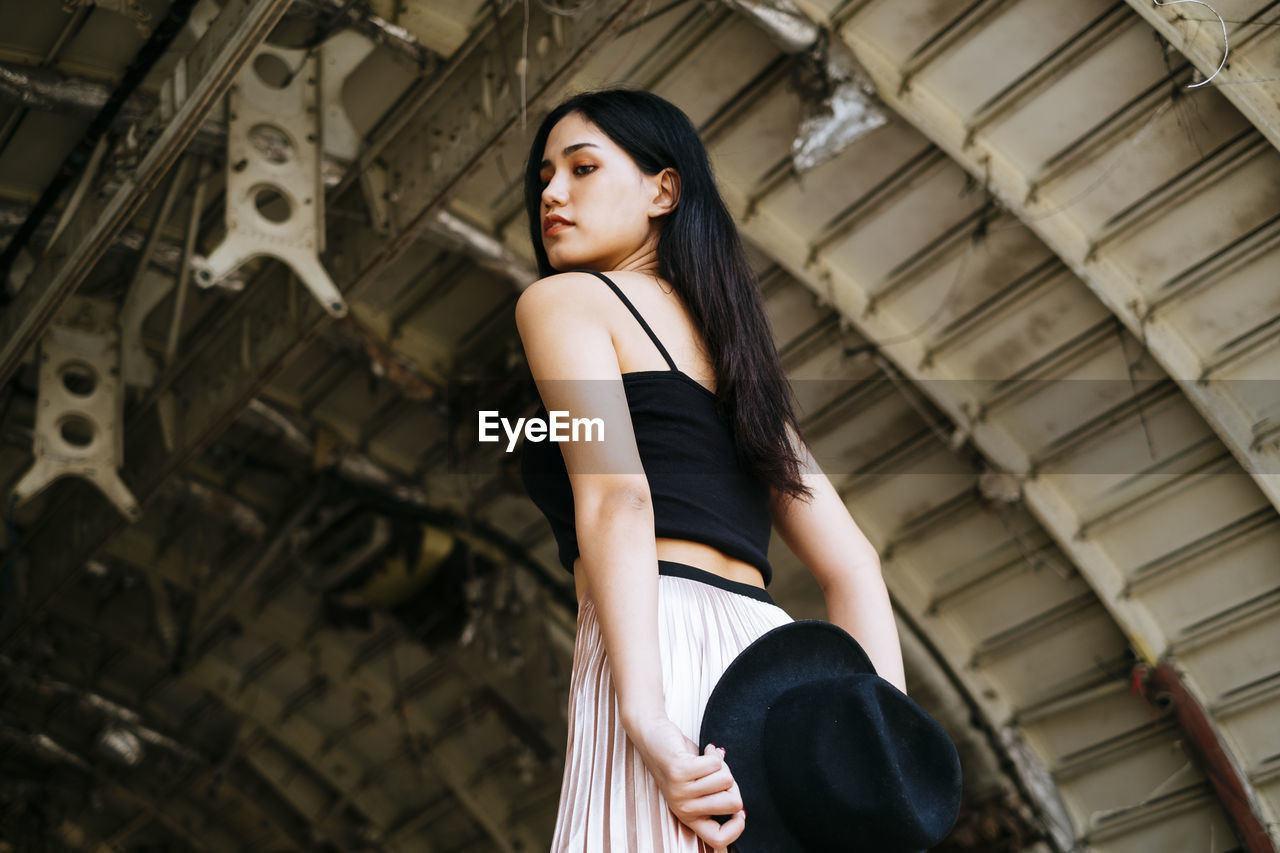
[698,620,877,853]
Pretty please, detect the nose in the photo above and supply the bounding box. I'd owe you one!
[541,170,568,209]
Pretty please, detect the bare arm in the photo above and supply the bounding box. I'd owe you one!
[770,425,906,692]
[514,274,747,845]
[515,273,664,725]
[516,274,744,847]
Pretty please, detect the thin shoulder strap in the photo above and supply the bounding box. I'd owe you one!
[577,269,678,371]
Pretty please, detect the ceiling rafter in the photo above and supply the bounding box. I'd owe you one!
[579,13,1260,852]
[724,156,1233,848]
[0,669,312,852]
[714,5,1279,843]
[843,1,1280,525]
[0,0,295,388]
[37,595,438,853]
[849,7,1280,523]
[5,0,1277,848]
[0,0,644,657]
[85,523,564,853]
[1124,0,1280,154]
[201,586,557,853]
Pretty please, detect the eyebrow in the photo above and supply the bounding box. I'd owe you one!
[539,142,600,169]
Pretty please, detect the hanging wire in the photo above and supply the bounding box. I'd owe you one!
[618,0,693,35]
[990,500,1074,583]
[1088,759,1194,824]
[978,10,1236,235]
[1152,0,1229,87]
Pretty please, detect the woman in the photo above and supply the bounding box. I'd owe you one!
[517,88,905,852]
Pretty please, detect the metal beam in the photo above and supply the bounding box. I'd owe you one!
[839,14,1280,529]
[0,702,253,851]
[196,574,559,853]
[724,152,1234,853]
[0,0,294,387]
[698,124,1127,853]
[1123,0,1280,155]
[51,562,553,853]
[83,485,564,852]
[1146,662,1278,853]
[738,12,1279,843]
[0,0,640,650]
[835,17,1280,521]
[37,597,419,851]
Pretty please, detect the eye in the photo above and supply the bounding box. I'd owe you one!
[573,164,596,177]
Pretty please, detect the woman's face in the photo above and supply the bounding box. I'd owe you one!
[537,112,674,271]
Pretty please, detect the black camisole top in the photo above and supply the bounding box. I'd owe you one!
[519,270,774,586]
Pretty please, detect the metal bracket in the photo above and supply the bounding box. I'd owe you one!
[319,29,375,162]
[191,44,348,317]
[12,298,140,520]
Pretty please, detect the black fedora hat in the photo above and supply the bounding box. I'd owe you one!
[698,621,962,853]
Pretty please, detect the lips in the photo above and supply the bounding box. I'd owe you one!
[543,215,573,235]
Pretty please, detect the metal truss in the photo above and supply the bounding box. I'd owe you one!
[47,542,559,853]
[783,8,1280,847]
[0,0,295,389]
[0,0,643,652]
[0,660,316,851]
[840,12,1280,517]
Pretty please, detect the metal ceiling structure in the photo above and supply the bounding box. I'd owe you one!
[1,0,1278,850]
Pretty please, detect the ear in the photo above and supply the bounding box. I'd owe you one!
[646,167,681,218]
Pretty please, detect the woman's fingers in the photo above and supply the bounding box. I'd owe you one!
[656,740,747,846]
[687,809,745,848]
[669,744,741,815]
[691,742,726,776]
[687,742,730,783]
[681,783,743,818]
[681,762,735,797]
[666,744,726,786]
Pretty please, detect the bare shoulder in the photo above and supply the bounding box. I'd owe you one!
[515,271,610,331]
[515,271,621,382]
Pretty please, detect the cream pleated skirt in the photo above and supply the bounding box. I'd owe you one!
[550,561,794,852]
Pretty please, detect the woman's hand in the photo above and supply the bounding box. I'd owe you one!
[628,715,747,850]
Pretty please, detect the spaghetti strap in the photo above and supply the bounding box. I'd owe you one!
[575,269,679,372]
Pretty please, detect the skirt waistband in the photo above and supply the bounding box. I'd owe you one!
[657,561,775,605]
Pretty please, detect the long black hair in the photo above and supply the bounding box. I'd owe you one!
[524,88,813,503]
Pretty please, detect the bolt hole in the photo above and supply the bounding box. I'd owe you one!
[60,362,98,397]
[59,415,96,449]
[248,123,293,164]
[252,53,292,89]
[253,185,292,223]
